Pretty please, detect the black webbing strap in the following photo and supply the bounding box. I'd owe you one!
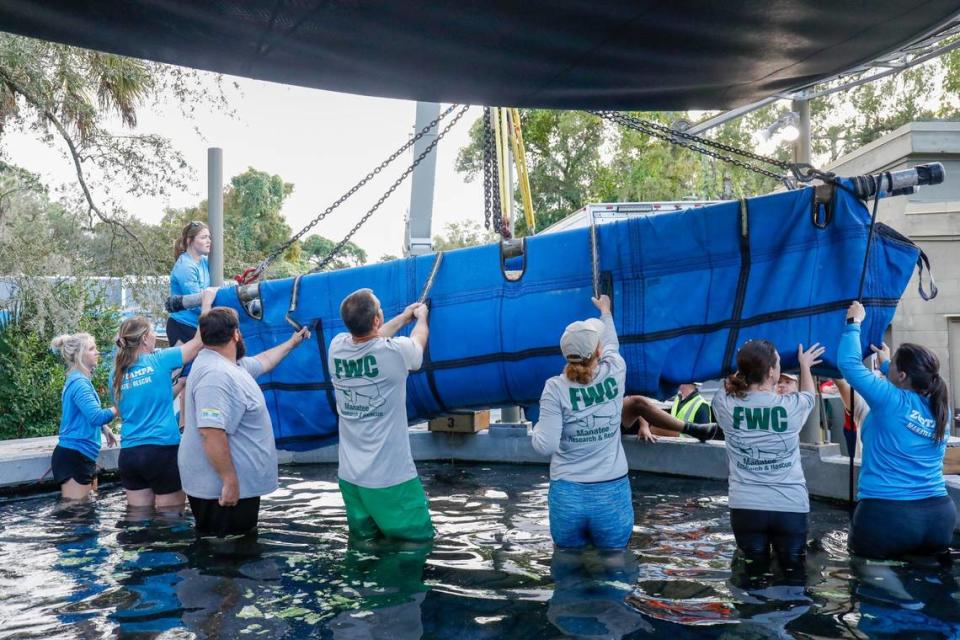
[313,318,338,417]
[721,199,751,374]
[917,249,938,301]
[421,340,449,414]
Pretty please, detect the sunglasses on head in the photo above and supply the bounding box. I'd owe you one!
[189,221,204,229]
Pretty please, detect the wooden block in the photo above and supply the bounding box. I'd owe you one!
[944,446,960,475]
[428,411,491,433]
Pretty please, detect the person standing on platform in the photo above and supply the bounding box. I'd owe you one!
[167,221,212,348]
[330,289,434,541]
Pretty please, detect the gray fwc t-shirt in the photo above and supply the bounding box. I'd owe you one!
[178,349,277,500]
[532,314,628,483]
[329,333,423,489]
[711,390,815,513]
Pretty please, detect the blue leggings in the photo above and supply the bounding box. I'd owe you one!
[851,495,956,559]
[548,475,634,549]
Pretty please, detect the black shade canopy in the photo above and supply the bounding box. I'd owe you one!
[0,1,957,110]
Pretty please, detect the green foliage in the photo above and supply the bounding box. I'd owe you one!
[301,234,367,271]
[457,108,786,234]
[0,283,119,440]
[432,220,498,250]
[0,32,226,253]
[161,167,301,278]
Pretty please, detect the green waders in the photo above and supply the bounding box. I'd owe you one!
[339,476,435,541]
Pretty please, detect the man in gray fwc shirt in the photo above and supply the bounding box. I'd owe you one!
[178,307,309,537]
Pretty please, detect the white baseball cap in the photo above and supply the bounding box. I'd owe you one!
[560,318,604,362]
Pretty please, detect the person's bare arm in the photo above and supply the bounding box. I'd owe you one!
[379,303,418,338]
[834,379,852,408]
[409,304,429,351]
[179,287,219,364]
[254,327,311,375]
[199,428,239,507]
[797,343,826,394]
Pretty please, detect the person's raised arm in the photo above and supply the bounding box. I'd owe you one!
[838,301,899,411]
[379,303,417,338]
[179,287,218,364]
[797,342,825,394]
[254,326,311,375]
[592,295,619,355]
[409,303,429,352]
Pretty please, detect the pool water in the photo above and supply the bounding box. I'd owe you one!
[2,462,960,639]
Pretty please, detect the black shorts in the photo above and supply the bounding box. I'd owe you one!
[165,317,195,377]
[188,495,261,537]
[165,317,196,346]
[51,445,97,486]
[118,444,182,494]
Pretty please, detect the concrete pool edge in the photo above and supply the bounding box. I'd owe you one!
[3,430,960,528]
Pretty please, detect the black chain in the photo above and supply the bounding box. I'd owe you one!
[241,103,461,282]
[309,104,470,273]
[592,110,793,184]
[482,107,509,238]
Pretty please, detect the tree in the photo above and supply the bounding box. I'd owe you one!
[456,108,786,235]
[432,220,497,250]
[0,33,226,255]
[302,234,367,271]
[162,167,299,278]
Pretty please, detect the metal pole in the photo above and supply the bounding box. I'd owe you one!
[792,99,811,165]
[405,101,441,256]
[207,147,224,286]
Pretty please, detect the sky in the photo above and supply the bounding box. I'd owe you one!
[3,72,486,263]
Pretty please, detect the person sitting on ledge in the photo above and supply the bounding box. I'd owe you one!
[620,395,719,443]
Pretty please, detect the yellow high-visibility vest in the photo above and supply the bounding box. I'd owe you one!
[671,392,709,424]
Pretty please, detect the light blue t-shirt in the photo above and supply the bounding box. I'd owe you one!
[838,322,947,500]
[169,252,210,327]
[58,370,115,461]
[112,348,184,448]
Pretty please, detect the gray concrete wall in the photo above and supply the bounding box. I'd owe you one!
[5,431,959,525]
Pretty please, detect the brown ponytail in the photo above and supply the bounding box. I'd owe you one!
[893,343,950,442]
[564,354,599,385]
[724,340,779,399]
[112,316,152,407]
[175,221,208,262]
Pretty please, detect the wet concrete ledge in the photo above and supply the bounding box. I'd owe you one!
[3,429,959,528]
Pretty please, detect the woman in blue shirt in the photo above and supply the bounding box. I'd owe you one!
[840,301,954,559]
[168,221,212,348]
[113,288,215,510]
[51,332,118,500]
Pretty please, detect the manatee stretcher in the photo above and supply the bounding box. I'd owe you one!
[199,179,932,450]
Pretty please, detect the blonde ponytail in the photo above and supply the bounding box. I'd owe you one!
[51,332,95,375]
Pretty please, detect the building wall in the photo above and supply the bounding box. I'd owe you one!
[829,122,960,425]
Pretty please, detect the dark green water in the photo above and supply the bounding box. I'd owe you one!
[1,462,959,639]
